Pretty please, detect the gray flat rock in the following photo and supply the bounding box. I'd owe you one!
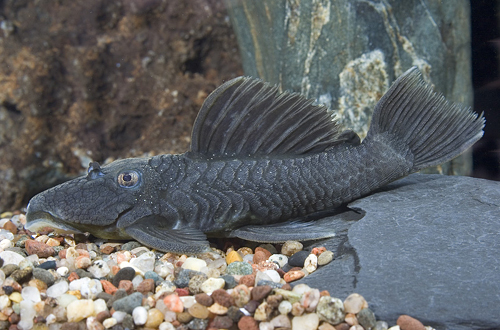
[296,174,500,330]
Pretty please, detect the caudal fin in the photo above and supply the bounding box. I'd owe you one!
[365,67,485,172]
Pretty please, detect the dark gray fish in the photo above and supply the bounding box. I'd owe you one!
[25,68,485,253]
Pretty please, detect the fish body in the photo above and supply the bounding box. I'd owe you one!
[25,68,485,253]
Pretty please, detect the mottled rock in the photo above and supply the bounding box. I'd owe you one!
[316,296,345,325]
[226,261,253,275]
[281,241,303,257]
[357,308,376,329]
[24,240,54,258]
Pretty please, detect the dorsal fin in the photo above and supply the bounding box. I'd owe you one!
[190,77,347,157]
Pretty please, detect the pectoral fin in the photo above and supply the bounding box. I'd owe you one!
[229,218,336,243]
[124,216,211,254]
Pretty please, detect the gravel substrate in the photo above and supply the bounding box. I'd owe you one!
[0,211,433,330]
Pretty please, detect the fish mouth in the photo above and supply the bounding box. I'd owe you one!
[25,210,85,235]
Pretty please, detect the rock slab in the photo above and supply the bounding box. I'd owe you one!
[297,174,500,330]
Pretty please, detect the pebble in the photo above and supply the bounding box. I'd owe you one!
[201,277,225,293]
[25,239,55,257]
[194,292,214,306]
[301,288,321,312]
[358,307,377,329]
[279,300,293,314]
[284,269,305,282]
[32,267,55,286]
[268,254,288,268]
[231,284,251,307]
[316,295,345,324]
[112,267,136,287]
[292,312,320,330]
[212,315,233,329]
[251,284,273,301]
[66,299,95,322]
[132,306,148,325]
[163,293,184,313]
[189,274,208,294]
[226,250,243,264]
[145,308,164,328]
[182,257,207,272]
[397,314,426,330]
[304,253,318,273]
[88,259,111,278]
[281,240,303,256]
[112,292,143,314]
[188,302,210,319]
[344,293,368,314]
[374,320,389,330]
[226,261,253,275]
[130,251,155,273]
[287,250,310,267]
[208,302,229,315]
[238,315,259,330]
[318,250,334,265]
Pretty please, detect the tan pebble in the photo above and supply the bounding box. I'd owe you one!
[304,254,318,273]
[35,235,49,243]
[281,240,303,256]
[45,238,60,247]
[284,270,305,282]
[144,308,164,328]
[176,311,193,324]
[318,250,334,266]
[231,284,250,307]
[318,322,337,330]
[188,303,210,319]
[349,325,364,330]
[29,279,47,291]
[345,313,359,325]
[291,301,305,316]
[237,247,253,255]
[75,256,92,269]
[225,250,243,264]
[207,302,228,315]
[253,301,270,321]
[344,293,368,314]
[397,315,426,330]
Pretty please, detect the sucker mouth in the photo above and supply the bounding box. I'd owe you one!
[25,210,85,234]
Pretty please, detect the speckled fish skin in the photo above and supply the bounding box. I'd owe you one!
[25,67,485,253]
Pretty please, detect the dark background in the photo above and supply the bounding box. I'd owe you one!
[471,0,500,180]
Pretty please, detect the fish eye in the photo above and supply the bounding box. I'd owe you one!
[117,170,140,188]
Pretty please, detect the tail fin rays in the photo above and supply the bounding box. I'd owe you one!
[366,67,485,172]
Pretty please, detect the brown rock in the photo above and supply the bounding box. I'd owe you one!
[211,289,234,308]
[194,293,213,307]
[100,245,115,255]
[96,310,110,323]
[212,315,233,329]
[253,250,268,264]
[397,315,426,330]
[0,0,242,212]
[118,280,134,294]
[333,323,351,330]
[136,278,155,294]
[238,315,259,330]
[25,240,55,258]
[251,285,272,301]
[238,274,255,287]
[2,221,17,234]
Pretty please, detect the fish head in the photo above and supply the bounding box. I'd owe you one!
[25,157,160,239]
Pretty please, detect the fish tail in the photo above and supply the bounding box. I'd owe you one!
[365,67,484,173]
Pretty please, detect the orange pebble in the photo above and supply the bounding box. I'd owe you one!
[111,266,121,275]
[283,270,305,283]
[320,290,330,297]
[100,280,118,295]
[67,272,80,282]
[311,247,327,256]
[163,294,184,313]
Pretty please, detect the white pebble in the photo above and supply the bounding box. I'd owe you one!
[180,295,196,309]
[263,269,281,283]
[46,314,56,324]
[159,322,176,330]
[388,326,401,330]
[47,281,69,298]
[292,312,319,330]
[21,286,41,303]
[292,283,312,295]
[0,250,24,265]
[132,306,148,325]
[18,300,35,330]
[93,298,108,315]
[57,266,69,276]
[130,251,156,273]
[112,311,127,323]
[278,300,292,315]
[66,299,95,322]
[304,254,318,273]
[201,277,225,294]
[0,239,11,250]
[103,317,118,328]
[0,229,13,240]
[181,257,207,272]
[88,260,111,278]
[69,278,103,299]
[132,275,144,289]
[57,294,77,308]
[268,254,288,268]
[255,271,272,284]
[0,295,10,309]
[259,321,273,330]
[155,262,175,279]
[243,254,254,263]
